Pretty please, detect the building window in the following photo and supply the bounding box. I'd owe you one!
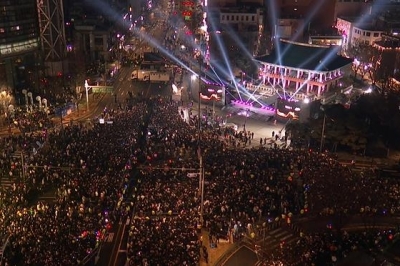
[231,15,234,20]
[246,16,249,21]
[222,15,225,21]
[366,32,370,37]
[236,15,239,21]
[252,15,255,21]
[241,16,244,21]
[373,32,379,37]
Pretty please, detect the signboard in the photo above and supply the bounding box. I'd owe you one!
[200,83,224,103]
[276,98,301,120]
[92,86,113,93]
[55,102,77,117]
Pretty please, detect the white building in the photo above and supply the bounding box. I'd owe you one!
[336,16,384,50]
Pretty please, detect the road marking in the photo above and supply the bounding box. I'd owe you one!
[107,232,115,242]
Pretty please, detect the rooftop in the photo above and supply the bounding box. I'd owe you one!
[142,52,165,63]
[255,40,353,71]
[338,15,385,31]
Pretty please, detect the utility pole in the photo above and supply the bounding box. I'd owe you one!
[199,153,205,226]
[12,152,26,182]
[319,114,326,153]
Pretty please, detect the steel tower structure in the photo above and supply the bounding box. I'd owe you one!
[36,0,67,76]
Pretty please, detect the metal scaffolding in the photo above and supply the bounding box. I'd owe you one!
[37,0,66,62]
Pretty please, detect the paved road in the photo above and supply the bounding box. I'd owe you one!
[223,246,258,266]
[220,226,297,266]
[102,3,173,266]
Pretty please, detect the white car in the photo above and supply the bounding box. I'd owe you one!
[220,122,238,131]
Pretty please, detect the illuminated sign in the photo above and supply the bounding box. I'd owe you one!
[200,84,224,102]
[276,98,301,120]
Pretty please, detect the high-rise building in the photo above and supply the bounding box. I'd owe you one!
[0,0,41,103]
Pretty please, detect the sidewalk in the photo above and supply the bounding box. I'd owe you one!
[199,229,234,266]
[0,94,106,137]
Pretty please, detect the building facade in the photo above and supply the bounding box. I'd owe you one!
[336,16,385,50]
[253,40,353,101]
[219,6,263,33]
[0,0,41,105]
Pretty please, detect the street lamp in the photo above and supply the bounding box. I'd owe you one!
[84,80,90,111]
[319,113,326,153]
[27,92,33,112]
[36,96,42,109]
[42,98,48,114]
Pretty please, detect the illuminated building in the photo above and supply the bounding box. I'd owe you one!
[0,0,41,102]
[336,16,385,51]
[308,35,343,47]
[372,34,400,81]
[253,40,353,108]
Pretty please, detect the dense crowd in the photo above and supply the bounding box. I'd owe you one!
[1,94,400,265]
[264,228,399,266]
[0,103,148,265]
[125,98,400,265]
[5,109,54,135]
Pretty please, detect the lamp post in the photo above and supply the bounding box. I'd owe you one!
[22,89,28,111]
[199,153,205,226]
[36,96,42,109]
[42,99,48,114]
[196,59,205,226]
[319,113,326,153]
[27,92,33,112]
[84,80,90,111]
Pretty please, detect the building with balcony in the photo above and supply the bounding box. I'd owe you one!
[253,40,353,102]
[0,0,41,104]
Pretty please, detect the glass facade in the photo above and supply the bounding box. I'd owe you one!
[0,0,41,101]
[0,0,40,54]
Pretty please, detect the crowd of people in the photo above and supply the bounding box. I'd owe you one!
[0,102,149,265]
[1,94,400,265]
[263,228,399,265]
[125,98,400,265]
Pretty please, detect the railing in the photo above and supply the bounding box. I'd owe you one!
[0,235,10,265]
[246,83,317,102]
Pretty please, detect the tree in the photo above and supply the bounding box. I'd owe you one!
[285,120,312,149]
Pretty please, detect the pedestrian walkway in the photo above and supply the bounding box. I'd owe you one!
[199,229,234,266]
[0,177,14,190]
[248,226,298,254]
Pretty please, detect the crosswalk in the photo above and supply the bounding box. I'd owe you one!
[0,177,14,190]
[106,232,115,243]
[253,227,298,252]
